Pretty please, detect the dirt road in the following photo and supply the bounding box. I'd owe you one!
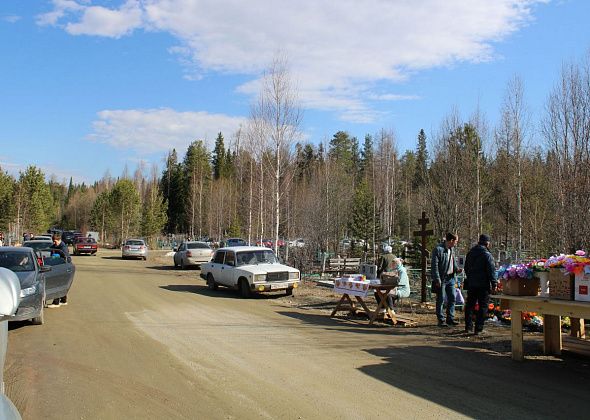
[4,250,590,419]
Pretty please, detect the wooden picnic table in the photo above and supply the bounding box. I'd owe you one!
[494,294,590,361]
[331,284,417,327]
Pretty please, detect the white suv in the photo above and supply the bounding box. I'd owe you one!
[200,246,300,297]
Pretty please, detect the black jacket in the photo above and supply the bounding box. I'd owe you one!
[464,244,497,290]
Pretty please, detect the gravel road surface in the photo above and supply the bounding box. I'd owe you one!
[4,249,590,419]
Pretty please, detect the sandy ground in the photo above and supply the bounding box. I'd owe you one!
[4,249,590,419]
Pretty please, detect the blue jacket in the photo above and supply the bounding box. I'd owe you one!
[464,244,497,290]
[431,242,460,284]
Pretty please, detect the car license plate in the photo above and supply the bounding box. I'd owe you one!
[84,246,91,249]
[271,283,288,290]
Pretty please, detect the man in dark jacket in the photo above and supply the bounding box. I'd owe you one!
[431,233,462,327]
[50,232,70,258]
[464,234,498,334]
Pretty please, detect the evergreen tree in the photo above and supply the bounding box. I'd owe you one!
[212,132,227,180]
[160,149,183,233]
[414,129,429,188]
[0,168,15,232]
[360,134,374,177]
[141,183,168,243]
[17,166,54,233]
[109,179,141,241]
[183,140,210,237]
[349,179,379,246]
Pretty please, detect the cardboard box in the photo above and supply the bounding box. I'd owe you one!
[502,277,539,296]
[575,272,590,302]
[549,268,574,300]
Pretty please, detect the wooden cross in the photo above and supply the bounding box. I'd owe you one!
[413,211,433,303]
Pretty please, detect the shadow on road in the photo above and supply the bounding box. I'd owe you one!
[146,265,177,271]
[357,344,589,419]
[160,284,290,300]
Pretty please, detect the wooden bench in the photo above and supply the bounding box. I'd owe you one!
[323,257,361,276]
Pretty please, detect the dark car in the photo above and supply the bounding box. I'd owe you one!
[224,238,248,247]
[0,247,76,324]
[62,230,79,245]
[73,237,98,256]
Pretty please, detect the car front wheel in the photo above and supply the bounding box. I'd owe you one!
[239,279,251,298]
[207,274,218,290]
[31,305,44,325]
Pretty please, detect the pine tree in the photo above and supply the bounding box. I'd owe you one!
[414,129,429,188]
[212,132,227,180]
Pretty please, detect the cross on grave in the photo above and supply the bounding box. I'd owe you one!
[413,211,433,303]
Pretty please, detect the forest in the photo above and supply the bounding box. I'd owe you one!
[1,53,589,261]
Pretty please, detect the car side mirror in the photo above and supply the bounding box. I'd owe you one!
[0,268,21,317]
[173,248,177,252]
[67,256,72,263]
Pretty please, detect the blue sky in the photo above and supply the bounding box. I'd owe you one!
[1,0,589,184]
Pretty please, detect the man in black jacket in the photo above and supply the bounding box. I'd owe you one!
[464,234,498,334]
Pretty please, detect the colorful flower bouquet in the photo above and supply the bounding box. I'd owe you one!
[546,251,590,274]
[498,263,533,280]
[528,259,549,272]
[498,263,537,296]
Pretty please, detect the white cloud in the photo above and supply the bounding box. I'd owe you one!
[88,108,246,154]
[38,0,546,122]
[2,15,21,23]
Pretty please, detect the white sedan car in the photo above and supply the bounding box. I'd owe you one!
[173,241,213,269]
[200,246,300,297]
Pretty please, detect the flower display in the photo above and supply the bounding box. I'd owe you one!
[497,263,533,280]
[546,251,590,274]
[528,259,549,272]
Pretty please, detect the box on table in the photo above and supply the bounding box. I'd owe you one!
[575,272,590,302]
[502,277,539,296]
[549,268,574,300]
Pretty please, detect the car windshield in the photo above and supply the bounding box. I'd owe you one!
[77,238,96,243]
[126,240,144,246]
[23,241,52,251]
[188,243,210,249]
[236,250,278,266]
[0,251,35,272]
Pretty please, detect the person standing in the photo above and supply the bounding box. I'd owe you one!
[431,233,462,327]
[50,232,70,258]
[464,234,498,335]
[377,245,396,277]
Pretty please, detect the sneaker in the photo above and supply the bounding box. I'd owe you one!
[474,328,484,335]
[46,303,60,308]
[438,321,448,327]
[447,320,459,326]
[465,325,473,333]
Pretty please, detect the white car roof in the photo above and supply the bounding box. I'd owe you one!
[216,246,273,252]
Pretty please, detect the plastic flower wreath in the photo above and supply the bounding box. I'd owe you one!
[497,263,533,280]
[562,250,590,274]
[528,259,549,272]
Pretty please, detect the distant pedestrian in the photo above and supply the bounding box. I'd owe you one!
[464,234,498,335]
[23,232,32,242]
[431,233,462,327]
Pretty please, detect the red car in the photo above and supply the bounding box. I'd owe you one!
[73,237,98,256]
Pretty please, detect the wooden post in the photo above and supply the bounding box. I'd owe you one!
[413,211,433,303]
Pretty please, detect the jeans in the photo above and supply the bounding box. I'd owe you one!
[435,277,456,323]
[465,287,490,331]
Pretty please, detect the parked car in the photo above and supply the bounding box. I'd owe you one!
[62,230,80,246]
[0,247,76,324]
[256,238,273,248]
[22,239,53,253]
[73,237,98,256]
[32,235,52,241]
[288,238,306,248]
[122,239,148,260]
[200,246,300,297]
[223,238,248,247]
[0,267,22,419]
[173,241,213,269]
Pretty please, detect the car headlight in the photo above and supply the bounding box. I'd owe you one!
[254,274,267,282]
[289,272,300,280]
[20,284,37,298]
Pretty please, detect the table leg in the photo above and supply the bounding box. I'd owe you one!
[544,314,562,356]
[369,290,388,325]
[571,318,585,339]
[355,296,372,317]
[330,294,349,317]
[511,309,524,361]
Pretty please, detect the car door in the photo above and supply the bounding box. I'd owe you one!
[209,250,225,284]
[174,243,185,265]
[43,255,74,300]
[222,251,236,286]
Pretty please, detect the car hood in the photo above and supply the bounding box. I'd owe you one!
[238,263,298,274]
[15,271,38,288]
